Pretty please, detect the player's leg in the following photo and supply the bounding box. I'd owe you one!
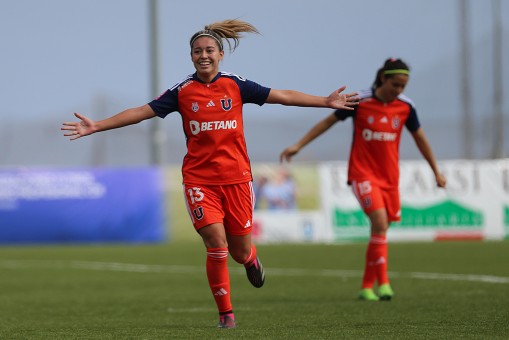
[183,184,236,328]
[223,181,265,288]
[198,223,236,328]
[356,208,388,300]
[375,188,402,301]
[228,233,265,288]
[351,180,388,300]
[366,209,391,300]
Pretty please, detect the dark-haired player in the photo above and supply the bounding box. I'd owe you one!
[281,58,446,301]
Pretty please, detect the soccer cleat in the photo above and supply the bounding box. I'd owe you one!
[358,288,380,301]
[217,314,236,329]
[378,283,394,301]
[244,256,265,288]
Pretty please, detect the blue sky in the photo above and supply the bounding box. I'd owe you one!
[1,0,508,164]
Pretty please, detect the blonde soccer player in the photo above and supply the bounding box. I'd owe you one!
[62,19,358,328]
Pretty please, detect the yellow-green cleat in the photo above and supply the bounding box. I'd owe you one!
[358,288,379,301]
[378,283,394,301]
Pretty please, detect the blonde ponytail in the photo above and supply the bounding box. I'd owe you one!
[190,19,259,52]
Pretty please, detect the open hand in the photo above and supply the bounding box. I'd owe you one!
[327,86,359,110]
[61,112,96,140]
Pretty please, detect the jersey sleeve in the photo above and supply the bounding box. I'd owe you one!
[333,107,356,121]
[405,105,421,132]
[229,75,271,105]
[147,86,179,118]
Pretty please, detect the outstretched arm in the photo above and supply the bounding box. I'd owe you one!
[280,113,339,163]
[61,104,156,140]
[411,128,446,188]
[266,86,358,110]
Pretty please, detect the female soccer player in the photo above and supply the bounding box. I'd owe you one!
[280,58,446,301]
[61,19,358,328]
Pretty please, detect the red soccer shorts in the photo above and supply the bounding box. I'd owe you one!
[350,179,401,222]
[183,181,255,235]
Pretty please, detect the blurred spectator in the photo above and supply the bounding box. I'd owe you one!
[260,167,297,210]
[253,175,268,210]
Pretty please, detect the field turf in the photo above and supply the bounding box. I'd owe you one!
[0,241,508,339]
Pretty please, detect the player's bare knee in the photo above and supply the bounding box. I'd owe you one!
[371,223,389,235]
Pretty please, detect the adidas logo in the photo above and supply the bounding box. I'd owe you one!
[368,256,386,266]
[244,220,251,229]
[214,288,228,296]
[380,116,388,123]
[206,100,215,107]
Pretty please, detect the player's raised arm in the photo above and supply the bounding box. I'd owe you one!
[61,104,156,140]
[265,86,358,110]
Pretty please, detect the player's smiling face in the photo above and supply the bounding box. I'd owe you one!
[191,37,224,82]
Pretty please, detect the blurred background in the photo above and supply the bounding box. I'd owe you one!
[1,0,507,167]
[1,0,508,244]
[1,3,508,336]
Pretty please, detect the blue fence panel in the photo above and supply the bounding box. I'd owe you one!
[0,167,165,244]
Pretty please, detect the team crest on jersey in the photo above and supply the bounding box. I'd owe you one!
[392,117,401,129]
[220,98,232,111]
[362,197,372,208]
[192,102,199,112]
[193,206,204,220]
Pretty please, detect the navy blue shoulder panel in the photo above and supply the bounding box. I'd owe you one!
[220,72,271,106]
[148,74,193,118]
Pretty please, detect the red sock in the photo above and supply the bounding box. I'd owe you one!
[375,235,389,285]
[243,244,257,267]
[206,248,232,313]
[361,234,388,288]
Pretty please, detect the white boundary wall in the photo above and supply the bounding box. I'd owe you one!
[253,159,509,243]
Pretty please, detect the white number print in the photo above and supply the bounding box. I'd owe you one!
[187,187,204,204]
[357,181,372,195]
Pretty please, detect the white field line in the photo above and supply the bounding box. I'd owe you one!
[1,260,508,284]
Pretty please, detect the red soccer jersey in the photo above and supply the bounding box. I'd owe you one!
[148,72,271,185]
[334,89,421,188]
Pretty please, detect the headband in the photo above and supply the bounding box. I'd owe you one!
[190,32,224,51]
[383,69,410,75]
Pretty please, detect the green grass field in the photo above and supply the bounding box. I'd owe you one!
[1,241,508,339]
